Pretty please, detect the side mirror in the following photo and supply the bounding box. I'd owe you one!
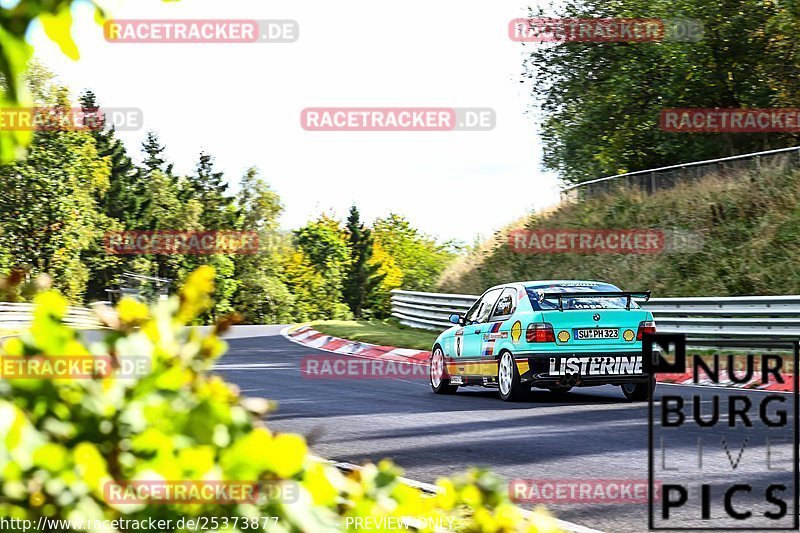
[449,313,462,325]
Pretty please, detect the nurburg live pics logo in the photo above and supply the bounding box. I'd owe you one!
[644,333,799,530]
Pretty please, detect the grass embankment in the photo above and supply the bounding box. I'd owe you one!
[439,165,800,297]
[310,318,439,351]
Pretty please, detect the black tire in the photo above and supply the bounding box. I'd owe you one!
[497,350,527,401]
[621,376,656,401]
[430,345,458,394]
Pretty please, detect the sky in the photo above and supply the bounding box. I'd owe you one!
[27,0,562,243]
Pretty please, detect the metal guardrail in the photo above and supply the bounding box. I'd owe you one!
[0,302,103,330]
[391,289,800,340]
[561,145,800,200]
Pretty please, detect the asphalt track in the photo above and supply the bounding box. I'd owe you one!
[214,326,797,533]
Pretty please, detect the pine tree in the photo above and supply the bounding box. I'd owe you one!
[132,133,194,292]
[79,90,144,227]
[78,90,142,301]
[140,131,174,178]
[343,205,384,318]
[184,151,236,229]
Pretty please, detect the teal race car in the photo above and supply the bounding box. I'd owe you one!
[429,280,657,401]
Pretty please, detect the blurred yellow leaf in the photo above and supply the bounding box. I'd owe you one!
[303,463,338,506]
[264,433,307,478]
[93,4,107,25]
[33,443,68,473]
[73,442,109,491]
[39,6,80,61]
[118,298,150,325]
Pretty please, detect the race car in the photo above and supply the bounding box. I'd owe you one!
[429,280,657,401]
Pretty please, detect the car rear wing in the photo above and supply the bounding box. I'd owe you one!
[536,290,652,311]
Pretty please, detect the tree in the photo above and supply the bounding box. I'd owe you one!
[139,131,173,178]
[0,74,111,302]
[79,90,145,301]
[132,169,203,287]
[237,167,283,234]
[183,151,236,229]
[80,91,144,227]
[294,214,350,272]
[232,167,294,323]
[293,214,351,316]
[281,249,351,321]
[288,214,355,320]
[367,240,403,317]
[343,205,383,318]
[524,0,800,183]
[372,213,457,292]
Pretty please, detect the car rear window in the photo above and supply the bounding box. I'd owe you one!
[525,283,639,311]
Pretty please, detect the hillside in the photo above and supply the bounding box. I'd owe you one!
[438,166,800,297]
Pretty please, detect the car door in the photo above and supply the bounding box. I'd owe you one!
[449,293,480,363]
[477,288,518,376]
[461,288,503,364]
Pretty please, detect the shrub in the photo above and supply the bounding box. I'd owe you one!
[0,266,561,532]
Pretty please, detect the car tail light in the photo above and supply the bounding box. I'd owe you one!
[636,321,657,340]
[526,323,555,343]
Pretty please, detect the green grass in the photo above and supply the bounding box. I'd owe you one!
[309,318,439,351]
[439,166,800,298]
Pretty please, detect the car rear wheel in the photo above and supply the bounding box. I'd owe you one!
[621,376,655,401]
[498,351,527,401]
[430,346,458,394]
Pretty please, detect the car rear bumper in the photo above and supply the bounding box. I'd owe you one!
[517,351,655,386]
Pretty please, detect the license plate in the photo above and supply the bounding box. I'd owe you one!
[575,328,619,340]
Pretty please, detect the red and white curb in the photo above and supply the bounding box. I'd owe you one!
[283,325,795,393]
[282,324,430,366]
[656,370,793,392]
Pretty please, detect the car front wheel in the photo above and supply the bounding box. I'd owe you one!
[430,346,458,394]
[498,351,527,401]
